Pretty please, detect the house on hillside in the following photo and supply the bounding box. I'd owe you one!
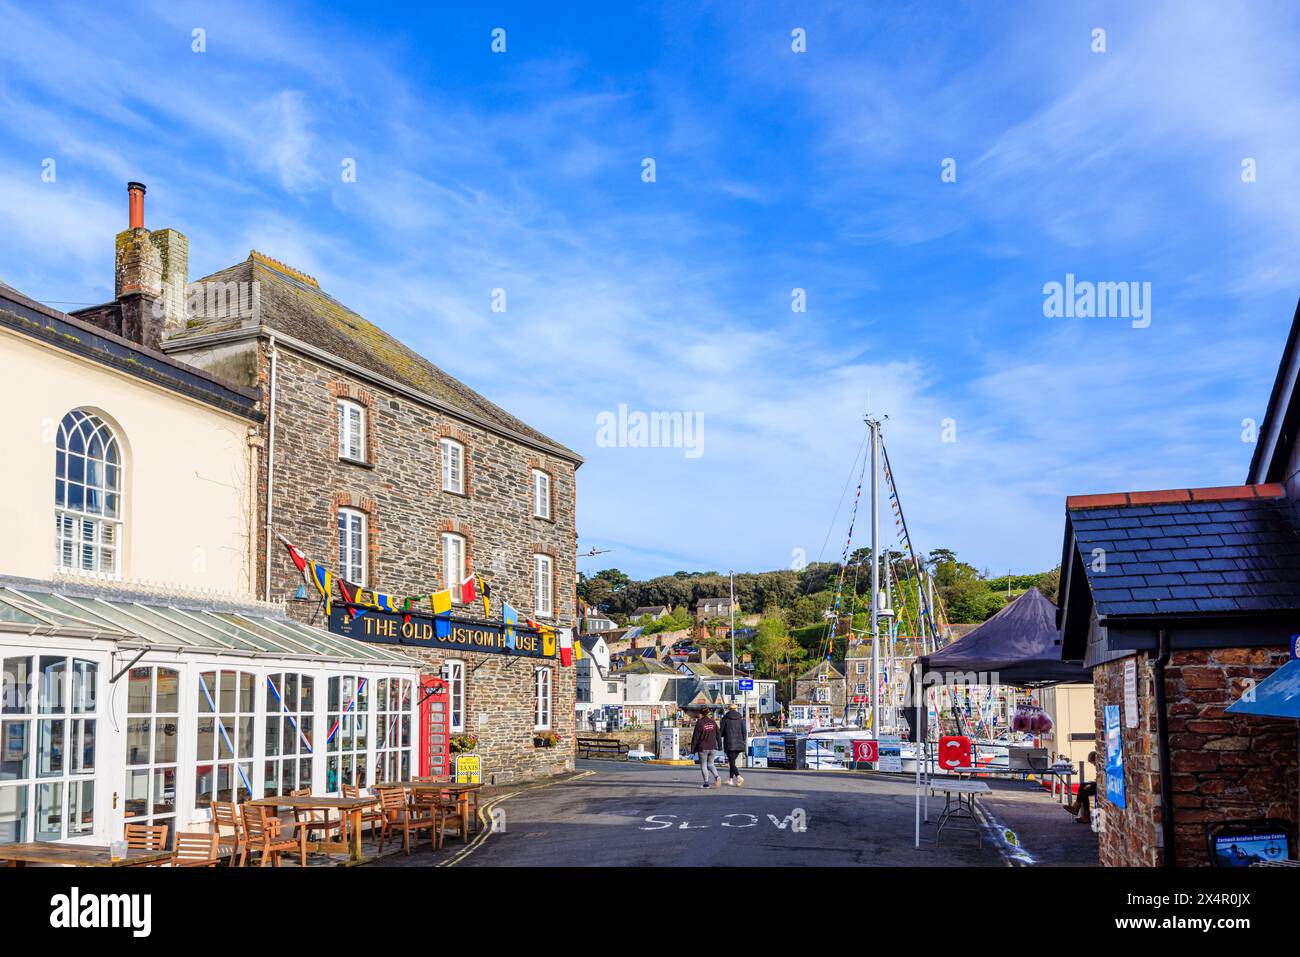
[695,596,738,619]
[631,605,670,621]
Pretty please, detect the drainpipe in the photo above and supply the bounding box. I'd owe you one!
[1152,628,1176,867]
[262,336,278,601]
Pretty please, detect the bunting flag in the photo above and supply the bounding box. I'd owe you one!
[460,574,477,606]
[277,534,332,613]
[371,592,400,614]
[502,601,518,651]
[430,589,453,617]
[541,627,557,657]
[336,579,365,620]
[558,628,574,667]
[400,595,426,626]
[573,637,584,662]
[479,574,492,618]
[309,561,332,614]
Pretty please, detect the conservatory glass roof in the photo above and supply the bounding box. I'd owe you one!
[0,586,419,668]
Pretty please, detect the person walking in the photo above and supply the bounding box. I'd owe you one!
[720,703,747,786]
[690,706,724,788]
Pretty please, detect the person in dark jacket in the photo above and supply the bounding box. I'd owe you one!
[690,707,724,788]
[719,705,747,786]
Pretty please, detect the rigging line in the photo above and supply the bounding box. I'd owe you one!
[879,434,943,645]
[822,437,871,662]
[814,426,870,570]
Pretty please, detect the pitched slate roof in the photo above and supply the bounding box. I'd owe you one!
[1065,483,1300,618]
[170,251,578,461]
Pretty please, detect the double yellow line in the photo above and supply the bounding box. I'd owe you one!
[439,770,594,867]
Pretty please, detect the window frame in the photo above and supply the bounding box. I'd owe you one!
[263,672,315,797]
[338,507,368,586]
[194,669,256,811]
[336,398,367,464]
[124,665,180,837]
[54,410,124,578]
[531,469,551,520]
[442,533,466,600]
[533,554,554,618]
[440,438,465,495]
[445,660,465,733]
[534,667,552,730]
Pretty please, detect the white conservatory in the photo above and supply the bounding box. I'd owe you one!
[0,584,421,845]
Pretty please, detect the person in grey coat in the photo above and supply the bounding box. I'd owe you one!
[719,705,747,786]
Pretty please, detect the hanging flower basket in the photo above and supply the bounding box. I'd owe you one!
[534,730,561,748]
[450,733,479,754]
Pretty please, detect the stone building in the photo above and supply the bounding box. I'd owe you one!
[76,183,582,786]
[790,660,846,727]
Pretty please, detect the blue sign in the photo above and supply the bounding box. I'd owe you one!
[1104,704,1126,809]
[1290,634,1300,660]
[738,678,754,691]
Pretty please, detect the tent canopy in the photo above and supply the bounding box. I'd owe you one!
[918,587,1089,685]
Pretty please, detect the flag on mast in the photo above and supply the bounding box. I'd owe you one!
[558,629,574,667]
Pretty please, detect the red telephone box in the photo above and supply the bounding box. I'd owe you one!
[419,676,451,779]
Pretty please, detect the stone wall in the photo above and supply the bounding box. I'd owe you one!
[257,343,580,782]
[1092,647,1298,867]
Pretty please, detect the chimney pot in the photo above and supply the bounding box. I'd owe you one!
[127,181,146,230]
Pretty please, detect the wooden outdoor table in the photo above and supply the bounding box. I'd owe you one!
[374,781,481,839]
[0,842,170,867]
[248,795,378,864]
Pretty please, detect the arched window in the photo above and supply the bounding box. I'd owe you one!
[55,410,123,576]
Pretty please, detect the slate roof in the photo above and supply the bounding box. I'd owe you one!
[1065,483,1300,618]
[170,251,578,461]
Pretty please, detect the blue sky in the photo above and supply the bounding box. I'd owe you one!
[4,1,1300,579]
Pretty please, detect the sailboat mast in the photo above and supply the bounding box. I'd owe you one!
[868,416,881,736]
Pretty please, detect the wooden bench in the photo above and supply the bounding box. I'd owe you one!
[577,737,630,760]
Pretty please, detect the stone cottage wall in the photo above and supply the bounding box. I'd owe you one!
[259,344,579,782]
[1093,647,1298,867]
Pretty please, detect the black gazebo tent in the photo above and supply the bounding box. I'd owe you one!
[918,586,1088,686]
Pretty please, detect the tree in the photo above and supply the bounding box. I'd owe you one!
[1036,566,1061,603]
[753,615,800,678]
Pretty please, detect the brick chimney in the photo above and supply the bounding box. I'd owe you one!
[113,182,188,349]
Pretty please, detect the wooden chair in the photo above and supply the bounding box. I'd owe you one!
[342,783,383,841]
[287,788,347,857]
[416,789,466,849]
[209,800,244,865]
[170,832,220,867]
[124,822,169,864]
[376,787,435,856]
[240,803,306,867]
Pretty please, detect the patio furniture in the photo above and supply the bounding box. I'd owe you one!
[288,788,348,854]
[170,832,221,867]
[209,800,244,865]
[240,802,307,867]
[342,783,384,840]
[248,795,379,864]
[125,822,169,851]
[376,780,481,838]
[377,786,435,855]
[412,788,465,848]
[0,842,171,868]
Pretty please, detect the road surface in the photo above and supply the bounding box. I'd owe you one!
[455,759,1006,867]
